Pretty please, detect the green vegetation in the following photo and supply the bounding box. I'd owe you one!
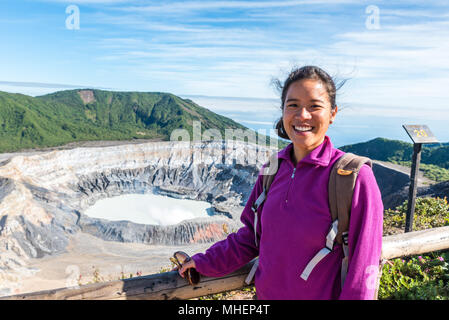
[340,137,449,181]
[378,253,449,300]
[383,197,449,235]
[379,197,449,300]
[0,89,279,153]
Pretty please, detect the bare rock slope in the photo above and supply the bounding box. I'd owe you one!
[0,140,274,295]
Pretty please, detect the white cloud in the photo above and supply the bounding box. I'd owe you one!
[39,0,135,3]
[181,95,280,112]
[380,9,449,18]
[120,0,360,14]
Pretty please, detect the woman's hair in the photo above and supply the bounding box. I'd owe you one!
[273,65,345,140]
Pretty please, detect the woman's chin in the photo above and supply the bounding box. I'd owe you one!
[290,135,324,152]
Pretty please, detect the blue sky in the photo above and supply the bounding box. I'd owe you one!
[1,0,449,144]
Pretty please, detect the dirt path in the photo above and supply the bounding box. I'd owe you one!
[13,232,213,296]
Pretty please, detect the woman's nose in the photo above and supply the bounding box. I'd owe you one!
[295,107,312,120]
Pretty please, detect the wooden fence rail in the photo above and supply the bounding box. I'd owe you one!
[2,226,449,300]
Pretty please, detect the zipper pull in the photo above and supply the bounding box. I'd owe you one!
[291,167,296,179]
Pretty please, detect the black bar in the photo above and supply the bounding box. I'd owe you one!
[405,143,422,233]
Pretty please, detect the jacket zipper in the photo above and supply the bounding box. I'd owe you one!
[285,167,296,204]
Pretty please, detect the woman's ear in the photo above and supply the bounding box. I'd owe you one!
[330,106,338,124]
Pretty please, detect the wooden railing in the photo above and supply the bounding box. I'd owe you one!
[2,226,449,300]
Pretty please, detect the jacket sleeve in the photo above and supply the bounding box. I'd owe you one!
[191,169,264,277]
[339,164,384,300]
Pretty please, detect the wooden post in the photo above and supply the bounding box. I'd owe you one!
[1,259,256,300]
[402,124,438,233]
[381,225,449,260]
[405,142,422,233]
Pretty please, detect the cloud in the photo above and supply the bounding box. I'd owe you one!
[80,3,449,109]
[381,9,449,18]
[236,119,275,125]
[120,0,360,14]
[0,81,111,90]
[0,81,87,89]
[37,0,135,4]
[181,95,280,112]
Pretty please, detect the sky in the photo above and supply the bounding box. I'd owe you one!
[1,0,449,145]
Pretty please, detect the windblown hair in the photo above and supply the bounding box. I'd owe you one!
[272,65,345,140]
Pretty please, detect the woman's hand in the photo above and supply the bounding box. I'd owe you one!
[170,251,200,285]
[177,259,196,278]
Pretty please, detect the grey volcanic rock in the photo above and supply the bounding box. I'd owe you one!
[78,215,239,244]
[0,140,274,292]
[382,180,449,210]
[372,162,410,197]
[0,177,14,204]
[372,160,448,210]
[423,180,449,198]
[372,161,411,209]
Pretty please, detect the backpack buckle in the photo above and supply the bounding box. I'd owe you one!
[337,168,353,176]
[325,220,339,251]
[342,232,349,245]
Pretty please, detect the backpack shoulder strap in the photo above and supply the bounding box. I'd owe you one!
[328,152,372,245]
[252,152,283,237]
[300,152,372,283]
[245,153,283,285]
[261,152,282,191]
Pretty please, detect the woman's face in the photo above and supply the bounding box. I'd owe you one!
[282,79,337,157]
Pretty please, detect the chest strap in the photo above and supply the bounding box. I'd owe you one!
[300,219,339,281]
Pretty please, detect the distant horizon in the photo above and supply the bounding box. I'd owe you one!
[0,82,278,101]
[1,85,448,147]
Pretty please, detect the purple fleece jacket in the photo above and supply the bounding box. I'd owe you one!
[192,136,383,300]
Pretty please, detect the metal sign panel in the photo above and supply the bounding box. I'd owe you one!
[402,125,438,144]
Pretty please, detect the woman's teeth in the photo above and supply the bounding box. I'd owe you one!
[294,126,313,132]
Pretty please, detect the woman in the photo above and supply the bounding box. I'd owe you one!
[177,65,383,300]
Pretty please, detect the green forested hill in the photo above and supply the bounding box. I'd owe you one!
[339,137,449,181]
[0,89,253,153]
[339,137,449,168]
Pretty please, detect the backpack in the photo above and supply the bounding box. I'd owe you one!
[244,152,373,290]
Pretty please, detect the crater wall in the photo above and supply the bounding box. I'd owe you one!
[0,140,274,292]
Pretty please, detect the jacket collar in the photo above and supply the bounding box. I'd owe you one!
[278,136,333,167]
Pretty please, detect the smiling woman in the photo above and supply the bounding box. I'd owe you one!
[177,65,384,300]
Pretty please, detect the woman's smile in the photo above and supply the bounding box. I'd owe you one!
[292,125,314,134]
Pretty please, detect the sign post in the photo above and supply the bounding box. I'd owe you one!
[402,125,438,233]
